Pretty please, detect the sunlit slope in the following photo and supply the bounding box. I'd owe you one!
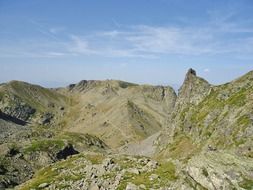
[61,80,176,148]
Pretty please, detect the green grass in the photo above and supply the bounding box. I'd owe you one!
[19,153,102,189]
[189,85,249,126]
[237,115,251,126]
[20,165,58,190]
[22,131,106,156]
[7,81,68,112]
[20,153,178,190]
[230,115,251,146]
[156,161,177,181]
[23,139,65,153]
[239,178,253,190]
[127,100,161,138]
[118,161,177,189]
[84,154,104,164]
[162,135,198,161]
[19,155,83,190]
[179,107,190,121]
[118,81,137,89]
[59,132,105,146]
[0,90,4,101]
[226,88,247,106]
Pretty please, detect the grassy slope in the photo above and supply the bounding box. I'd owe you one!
[156,71,253,189]
[62,80,176,148]
[160,71,253,159]
[18,153,177,190]
[5,81,68,111]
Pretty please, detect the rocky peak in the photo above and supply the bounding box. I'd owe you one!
[176,68,211,108]
[186,68,196,77]
[182,68,198,86]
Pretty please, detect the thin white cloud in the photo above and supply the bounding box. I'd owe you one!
[125,26,214,55]
[2,11,253,59]
[49,27,65,34]
[66,34,156,58]
[65,17,253,58]
[68,35,96,55]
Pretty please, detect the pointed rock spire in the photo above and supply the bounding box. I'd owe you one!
[176,68,211,108]
[186,68,196,76]
[184,68,197,83]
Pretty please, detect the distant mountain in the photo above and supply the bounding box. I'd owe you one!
[60,79,176,148]
[0,70,252,190]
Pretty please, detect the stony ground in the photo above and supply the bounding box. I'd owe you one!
[17,153,177,190]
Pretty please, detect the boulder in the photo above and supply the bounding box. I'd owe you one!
[38,182,49,188]
[126,182,138,190]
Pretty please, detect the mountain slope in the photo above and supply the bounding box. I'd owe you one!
[1,69,253,189]
[157,69,253,189]
[0,81,108,188]
[60,80,176,148]
[0,79,177,188]
[0,80,68,125]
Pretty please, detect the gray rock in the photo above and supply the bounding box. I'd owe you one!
[127,168,140,175]
[38,182,49,188]
[40,112,54,125]
[126,182,138,190]
[146,160,158,169]
[89,183,99,190]
[102,158,114,167]
[149,174,159,181]
[139,184,146,189]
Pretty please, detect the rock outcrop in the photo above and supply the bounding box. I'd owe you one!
[18,153,177,190]
[176,68,211,109]
[156,69,253,189]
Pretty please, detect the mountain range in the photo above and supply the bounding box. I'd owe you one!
[0,69,252,190]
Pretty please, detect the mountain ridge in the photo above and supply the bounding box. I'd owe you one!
[0,69,253,190]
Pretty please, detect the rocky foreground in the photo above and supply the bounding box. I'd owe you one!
[18,153,176,190]
[0,69,253,190]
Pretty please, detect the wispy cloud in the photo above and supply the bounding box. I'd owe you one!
[49,27,65,34]
[66,21,253,57]
[1,11,253,59]
[68,35,96,55]
[66,34,157,58]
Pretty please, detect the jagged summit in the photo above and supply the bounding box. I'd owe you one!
[186,68,196,77]
[67,79,139,92]
[183,68,202,84]
[176,68,211,108]
[183,68,197,85]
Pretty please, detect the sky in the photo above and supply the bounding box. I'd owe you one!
[0,0,253,89]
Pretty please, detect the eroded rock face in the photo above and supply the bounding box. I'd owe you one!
[0,111,28,126]
[0,154,34,188]
[157,69,253,189]
[183,152,253,190]
[0,95,36,122]
[176,68,211,109]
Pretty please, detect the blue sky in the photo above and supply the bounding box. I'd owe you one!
[0,0,253,89]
